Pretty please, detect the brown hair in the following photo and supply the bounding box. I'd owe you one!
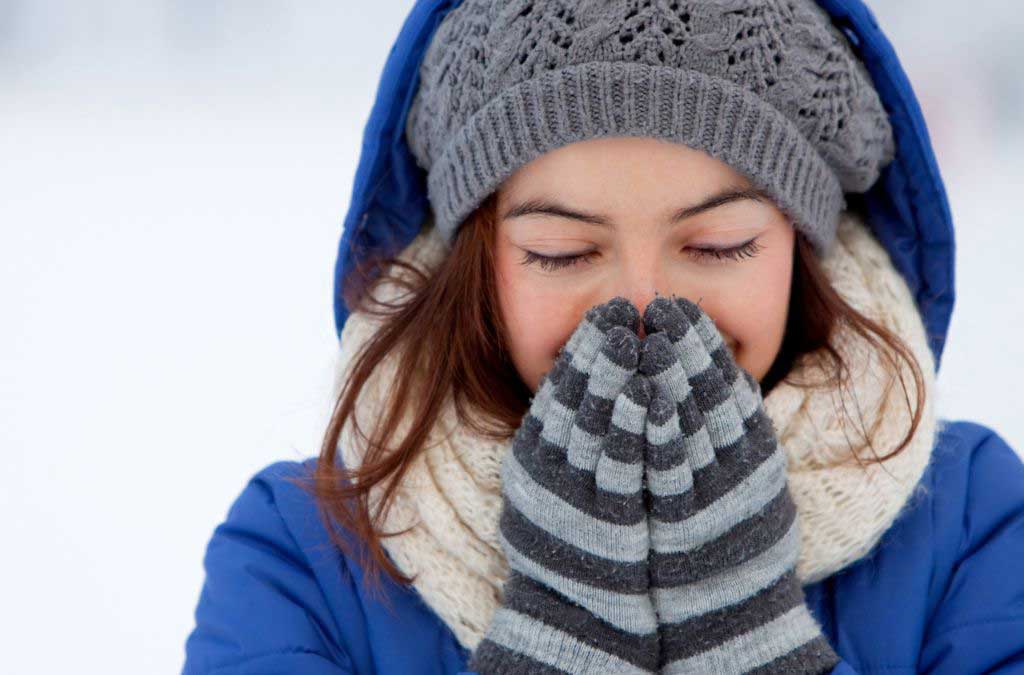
[295,191,926,597]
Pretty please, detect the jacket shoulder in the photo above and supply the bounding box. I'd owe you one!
[932,418,1020,461]
[925,418,1024,560]
[918,418,1024,671]
[237,458,322,527]
[926,418,1024,513]
[183,458,358,674]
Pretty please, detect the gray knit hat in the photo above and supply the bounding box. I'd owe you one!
[405,0,896,257]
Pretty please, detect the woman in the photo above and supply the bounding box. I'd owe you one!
[183,1,1024,673]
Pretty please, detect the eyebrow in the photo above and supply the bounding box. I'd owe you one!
[501,186,771,227]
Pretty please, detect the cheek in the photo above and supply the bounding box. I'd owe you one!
[725,299,787,381]
[495,250,581,393]
[713,255,792,381]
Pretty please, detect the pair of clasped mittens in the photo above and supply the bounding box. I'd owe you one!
[468,296,840,674]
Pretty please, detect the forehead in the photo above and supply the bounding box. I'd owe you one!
[498,136,753,202]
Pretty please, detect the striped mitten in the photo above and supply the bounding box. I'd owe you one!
[468,297,661,674]
[637,295,840,674]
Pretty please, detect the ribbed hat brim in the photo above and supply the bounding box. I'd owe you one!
[427,61,844,257]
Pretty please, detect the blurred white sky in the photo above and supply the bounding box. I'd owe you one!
[1,1,1022,672]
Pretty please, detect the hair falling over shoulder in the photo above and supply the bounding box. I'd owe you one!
[291,193,926,595]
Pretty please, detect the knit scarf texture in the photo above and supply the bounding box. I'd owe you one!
[333,209,939,651]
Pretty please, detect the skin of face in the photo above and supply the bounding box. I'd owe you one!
[493,136,796,395]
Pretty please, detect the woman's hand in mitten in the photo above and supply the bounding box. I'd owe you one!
[637,295,840,674]
[469,297,661,674]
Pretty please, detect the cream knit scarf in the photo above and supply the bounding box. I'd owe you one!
[333,209,940,651]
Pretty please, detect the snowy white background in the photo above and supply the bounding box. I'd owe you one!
[2,1,1022,672]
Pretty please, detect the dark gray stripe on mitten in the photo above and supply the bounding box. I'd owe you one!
[650,488,797,586]
[510,413,646,526]
[498,573,661,672]
[472,605,656,675]
[745,636,843,675]
[467,640,576,675]
[660,569,806,657]
[651,521,803,626]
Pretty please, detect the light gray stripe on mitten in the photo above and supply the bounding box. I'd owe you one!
[485,608,655,675]
[501,448,648,562]
[651,520,801,624]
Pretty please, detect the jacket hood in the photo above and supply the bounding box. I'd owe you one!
[331,0,956,370]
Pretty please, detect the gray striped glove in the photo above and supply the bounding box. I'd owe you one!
[637,295,840,674]
[469,297,661,674]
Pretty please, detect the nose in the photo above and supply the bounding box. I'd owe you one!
[608,251,689,338]
[622,288,661,340]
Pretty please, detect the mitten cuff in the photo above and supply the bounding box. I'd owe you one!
[470,605,657,674]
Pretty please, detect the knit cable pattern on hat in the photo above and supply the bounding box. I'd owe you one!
[333,208,938,651]
[406,0,895,256]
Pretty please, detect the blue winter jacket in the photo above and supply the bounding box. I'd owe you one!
[183,1,1024,673]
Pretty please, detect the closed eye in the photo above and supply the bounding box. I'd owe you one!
[689,237,763,262]
[519,249,599,271]
[518,237,763,271]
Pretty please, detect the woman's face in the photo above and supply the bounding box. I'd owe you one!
[494,136,795,394]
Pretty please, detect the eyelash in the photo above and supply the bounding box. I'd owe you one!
[518,237,764,272]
